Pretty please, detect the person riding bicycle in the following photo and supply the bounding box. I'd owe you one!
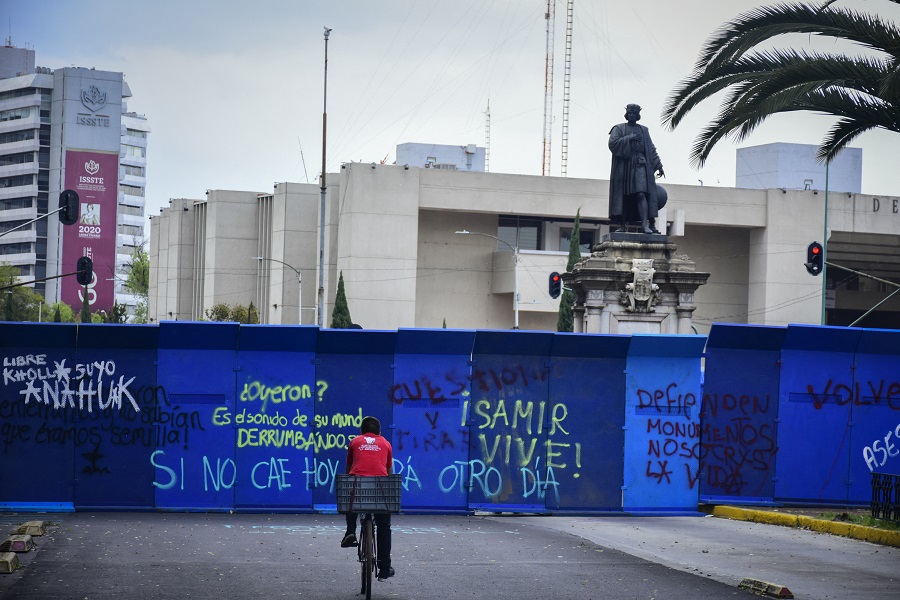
[340,416,395,580]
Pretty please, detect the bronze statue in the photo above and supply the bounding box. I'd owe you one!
[608,104,665,234]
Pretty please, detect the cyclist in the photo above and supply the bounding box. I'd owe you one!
[340,416,395,580]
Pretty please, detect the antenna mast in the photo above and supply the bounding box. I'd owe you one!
[560,0,574,177]
[484,99,491,173]
[541,0,555,176]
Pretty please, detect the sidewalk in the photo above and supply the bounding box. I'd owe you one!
[706,505,900,548]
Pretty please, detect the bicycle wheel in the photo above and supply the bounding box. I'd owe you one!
[361,516,374,600]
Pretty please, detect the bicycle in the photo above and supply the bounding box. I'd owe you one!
[336,474,402,600]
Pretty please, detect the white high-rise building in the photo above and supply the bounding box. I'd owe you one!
[0,44,149,316]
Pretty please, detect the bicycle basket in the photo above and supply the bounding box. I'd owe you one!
[336,474,402,514]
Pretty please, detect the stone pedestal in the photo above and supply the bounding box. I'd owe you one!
[563,232,710,335]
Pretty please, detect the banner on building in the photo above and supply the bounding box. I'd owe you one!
[60,150,118,311]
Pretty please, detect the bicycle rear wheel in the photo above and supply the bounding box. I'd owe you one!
[360,516,374,600]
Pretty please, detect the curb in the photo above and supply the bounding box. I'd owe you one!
[708,506,900,548]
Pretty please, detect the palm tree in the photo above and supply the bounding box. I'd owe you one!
[662,0,900,167]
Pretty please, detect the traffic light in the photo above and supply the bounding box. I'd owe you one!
[549,271,562,299]
[76,256,93,286]
[805,241,824,276]
[59,190,79,226]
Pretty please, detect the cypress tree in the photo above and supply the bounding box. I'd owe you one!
[80,292,92,324]
[557,209,582,332]
[331,271,353,328]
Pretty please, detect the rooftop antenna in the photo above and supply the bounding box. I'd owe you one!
[297,137,309,183]
[560,0,574,178]
[484,99,491,173]
[541,0,555,176]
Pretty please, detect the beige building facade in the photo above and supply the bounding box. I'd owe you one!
[149,163,900,332]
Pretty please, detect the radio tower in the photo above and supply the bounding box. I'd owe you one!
[541,0,555,176]
[560,0,574,177]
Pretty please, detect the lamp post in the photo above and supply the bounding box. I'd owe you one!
[318,26,332,328]
[253,256,301,324]
[456,229,519,329]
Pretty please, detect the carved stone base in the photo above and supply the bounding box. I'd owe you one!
[563,234,710,335]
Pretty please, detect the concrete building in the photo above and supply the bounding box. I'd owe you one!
[149,143,900,332]
[0,44,149,315]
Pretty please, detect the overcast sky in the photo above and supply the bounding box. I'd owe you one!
[9,0,900,225]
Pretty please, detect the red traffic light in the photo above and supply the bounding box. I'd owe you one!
[805,242,823,276]
[549,271,562,298]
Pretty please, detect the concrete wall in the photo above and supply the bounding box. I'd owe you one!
[202,190,261,312]
[736,142,862,194]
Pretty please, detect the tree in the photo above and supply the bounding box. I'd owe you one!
[205,303,232,321]
[80,292,92,323]
[662,0,900,166]
[104,301,129,324]
[557,209,581,332]
[0,263,49,322]
[48,302,76,323]
[330,271,353,328]
[247,301,259,324]
[125,244,150,323]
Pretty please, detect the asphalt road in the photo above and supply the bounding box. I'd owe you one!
[1,512,897,600]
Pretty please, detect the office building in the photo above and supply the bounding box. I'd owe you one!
[0,44,149,315]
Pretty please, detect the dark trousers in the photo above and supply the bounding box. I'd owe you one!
[346,512,391,571]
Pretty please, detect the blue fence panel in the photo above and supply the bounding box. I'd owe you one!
[623,335,706,513]
[547,333,629,513]
[311,330,397,510]
[700,324,785,504]
[233,326,319,511]
[776,325,862,504]
[154,322,239,511]
[850,329,900,500]
[391,329,474,513]
[73,324,159,509]
[468,330,554,512]
[0,323,79,511]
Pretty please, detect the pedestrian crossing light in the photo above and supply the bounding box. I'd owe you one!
[805,241,823,276]
[549,272,562,299]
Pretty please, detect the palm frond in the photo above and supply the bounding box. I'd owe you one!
[697,2,900,72]
[664,49,890,130]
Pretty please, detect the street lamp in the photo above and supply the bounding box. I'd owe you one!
[456,229,519,329]
[253,256,301,324]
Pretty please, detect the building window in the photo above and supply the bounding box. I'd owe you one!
[0,107,36,122]
[0,242,34,255]
[121,184,144,197]
[123,145,146,158]
[0,174,34,188]
[0,130,36,144]
[118,205,144,217]
[498,216,542,251]
[0,88,39,102]
[117,224,144,237]
[0,152,35,166]
[123,165,145,177]
[125,128,148,138]
[0,220,31,234]
[559,228,596,253]
[0,197,33,210]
